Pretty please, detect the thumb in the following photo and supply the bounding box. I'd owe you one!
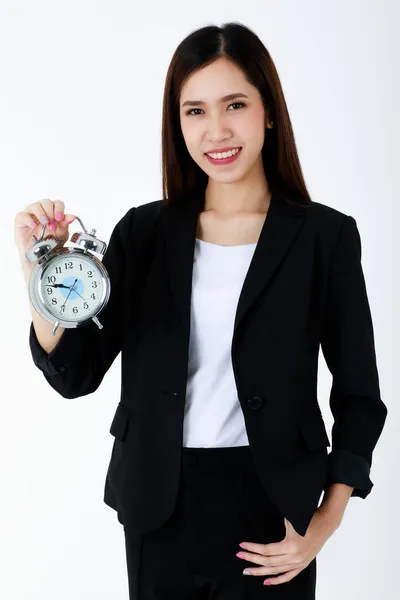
[55,214,76,234]
[283,517,295,538]
[51,214,76,247]
[61,213,76,225]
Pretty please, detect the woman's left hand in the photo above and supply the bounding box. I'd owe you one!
[235,508,338,586]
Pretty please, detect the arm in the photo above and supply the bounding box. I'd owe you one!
[320,215,388,501]
[28,206,136,399]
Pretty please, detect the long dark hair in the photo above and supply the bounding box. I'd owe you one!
[161,22,312,207]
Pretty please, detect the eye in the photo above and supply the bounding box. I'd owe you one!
[185,102,246,116]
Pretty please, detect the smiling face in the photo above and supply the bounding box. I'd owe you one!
[179,57,269,185]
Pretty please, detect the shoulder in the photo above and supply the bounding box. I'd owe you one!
[303,199,352,226]
[120,199,163,223]
[282,188,356,233]
[134,199,163,217]
[113,200,163,248]
[302,199,359,247]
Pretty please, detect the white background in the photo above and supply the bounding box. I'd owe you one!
[1,1,398,598]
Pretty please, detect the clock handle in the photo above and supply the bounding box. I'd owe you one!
[74,216,89,234]
[32,222,47,244]
[33,214,88,242]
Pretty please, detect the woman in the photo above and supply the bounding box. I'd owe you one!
[16,22,387,600]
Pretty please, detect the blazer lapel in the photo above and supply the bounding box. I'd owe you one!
[164,188,203,324]
[233,189,306,334]
[164,186,306,333]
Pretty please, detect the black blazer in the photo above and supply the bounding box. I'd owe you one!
[29,186,388,537]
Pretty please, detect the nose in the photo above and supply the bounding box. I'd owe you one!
[206,118,232,144]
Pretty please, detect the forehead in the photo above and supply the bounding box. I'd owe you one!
[179,59,252,104]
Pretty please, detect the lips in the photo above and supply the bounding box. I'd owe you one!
[204,147,243,165]
[204,146,242,156]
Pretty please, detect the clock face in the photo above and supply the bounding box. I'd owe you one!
[40,253,106,322]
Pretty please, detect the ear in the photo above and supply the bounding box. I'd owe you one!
[265,110,273,130]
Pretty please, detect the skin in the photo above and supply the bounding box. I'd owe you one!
[179,56,354,586]
[15,198,75,260]
[179,56,272,220]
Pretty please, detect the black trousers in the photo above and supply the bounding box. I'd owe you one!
[123,445,316,599]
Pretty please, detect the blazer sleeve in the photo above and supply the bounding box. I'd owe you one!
[28,206,136,399]
[321,215,388,498]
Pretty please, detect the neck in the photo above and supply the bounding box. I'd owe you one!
[203,175,271,216]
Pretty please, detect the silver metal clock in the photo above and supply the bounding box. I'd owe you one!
[25,216,110,336]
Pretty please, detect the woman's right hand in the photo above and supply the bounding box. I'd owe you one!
[14,199,76,260]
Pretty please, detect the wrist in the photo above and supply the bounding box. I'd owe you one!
[315,504,342,533]
[318,482,354,529]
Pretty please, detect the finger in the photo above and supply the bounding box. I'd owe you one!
[243,558,303,575]
[15,211,42,230]
[238,550,296,569]
[243,564,300,577]
[52,215,76,246]
[61,213,76,225]
[263,567,302,586]
[52,199,65,222]
[40,198,56,221]
[23,201,52,226]
[41,198,62,231]
[240,540,287,556]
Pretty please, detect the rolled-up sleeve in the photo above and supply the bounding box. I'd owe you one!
[321,215,388,497]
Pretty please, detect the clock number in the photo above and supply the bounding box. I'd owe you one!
[60,306,65,313]
[46,288,53,295]
[92,281,97,288]
[87,271,93,278]
[90,293,96,300]
[51,298,58,305]
[55,266,62,274]
[64,261,73,269]
[84,302,89,310]
[73,306,78,314]
[47,275,56,284]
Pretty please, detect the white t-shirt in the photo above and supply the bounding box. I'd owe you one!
[183,237,257,448]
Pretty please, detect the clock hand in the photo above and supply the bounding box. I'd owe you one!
[60,279,79,309]
[70,289,86,302]
[61,283,75,312]
[69,279,87,302]
[48,282,87,302]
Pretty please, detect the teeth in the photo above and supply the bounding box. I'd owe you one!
[207,147,241,159]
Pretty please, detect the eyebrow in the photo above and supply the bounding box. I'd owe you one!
[181,93,249,108]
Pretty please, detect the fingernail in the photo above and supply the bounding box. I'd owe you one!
[66,218,75,224]
[49,220,56,230]
[30,220,37,228]
[40,215,49,224]
[243,570,252,575]
[264,581,272,586]
[55,212,63,221]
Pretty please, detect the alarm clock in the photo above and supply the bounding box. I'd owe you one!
[24,216,110,336]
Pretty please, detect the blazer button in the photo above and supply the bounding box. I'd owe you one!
[247,396,264,410]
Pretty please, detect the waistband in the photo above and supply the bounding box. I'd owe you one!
[181,445,255,471]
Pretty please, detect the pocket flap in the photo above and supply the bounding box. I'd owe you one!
[300,418,331,451]
[109,402,130,441]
